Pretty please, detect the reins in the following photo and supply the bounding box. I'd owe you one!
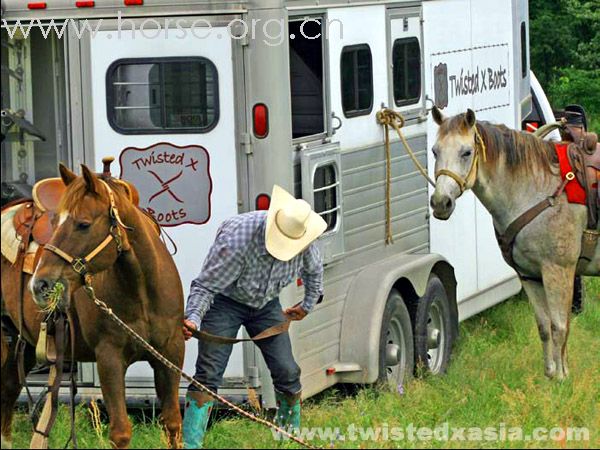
[41,179,318,449]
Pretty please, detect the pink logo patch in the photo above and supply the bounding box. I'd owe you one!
[119,143,212,227]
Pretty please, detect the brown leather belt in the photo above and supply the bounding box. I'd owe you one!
[185,319,291,345]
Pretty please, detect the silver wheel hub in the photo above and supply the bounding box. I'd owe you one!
[385,343,400,366]
[426,301,446,374]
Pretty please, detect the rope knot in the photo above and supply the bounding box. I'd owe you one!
[376,108,405,129]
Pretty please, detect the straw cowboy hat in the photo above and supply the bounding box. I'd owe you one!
[265,185,327,261]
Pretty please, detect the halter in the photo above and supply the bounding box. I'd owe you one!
[44,179,133,277]
[435,126,487,195]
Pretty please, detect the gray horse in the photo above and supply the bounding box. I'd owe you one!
[429,107,599,380]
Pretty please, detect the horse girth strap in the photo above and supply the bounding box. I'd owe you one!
[496,196,556,268]
[495,177,572,274]
[184,320,291,345]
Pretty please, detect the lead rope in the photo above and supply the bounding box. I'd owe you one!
[376,109,436,245]
[80,275,318,450]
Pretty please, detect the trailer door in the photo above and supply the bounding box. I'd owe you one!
[87,18,242,385]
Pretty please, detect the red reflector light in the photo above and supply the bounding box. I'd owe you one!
[523,121,539,133]
[124,0,143,5]
[28,2,47,9]
[253,103,269,138]
[255,194,271,211]
[296,278,303,287]
[326,368,336,376]
[76,0,95,6]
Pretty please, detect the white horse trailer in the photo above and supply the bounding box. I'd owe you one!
[1,0,531,407]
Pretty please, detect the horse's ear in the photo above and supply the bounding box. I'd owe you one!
[465,109,476,128]
[432,106,446,126]
[59,163,77,186]
[81,164,99,194]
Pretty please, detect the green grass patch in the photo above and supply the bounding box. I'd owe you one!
[9,279,599,448]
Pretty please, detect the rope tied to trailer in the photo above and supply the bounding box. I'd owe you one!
[376,108,436,245]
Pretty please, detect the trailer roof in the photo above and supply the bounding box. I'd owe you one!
[1,0,421,21]
[0,0,249,21]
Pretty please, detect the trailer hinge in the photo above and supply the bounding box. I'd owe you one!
[240,132,253,155]
[239,34,250,47]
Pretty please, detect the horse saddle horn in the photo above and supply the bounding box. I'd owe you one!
[102,156,115,177]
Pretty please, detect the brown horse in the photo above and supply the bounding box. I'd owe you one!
[429,107,599,380]
[1,164,184,448]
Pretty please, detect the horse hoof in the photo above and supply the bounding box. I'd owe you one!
[544,367,556,379]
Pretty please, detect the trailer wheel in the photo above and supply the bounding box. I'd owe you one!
[412,275,454,376]
[572,276,584,314]
[378,289,414,388]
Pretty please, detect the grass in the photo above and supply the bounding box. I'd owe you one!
[589,116,599,134]
[9,279,599,449]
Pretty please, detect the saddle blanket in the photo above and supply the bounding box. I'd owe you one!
[1,204,39,274]
[554,142,586,205]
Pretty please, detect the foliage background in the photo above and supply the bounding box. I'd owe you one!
[529,0,600,132]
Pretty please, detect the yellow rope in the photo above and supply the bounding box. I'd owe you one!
[376,109,435,245]
[89,399,103,439]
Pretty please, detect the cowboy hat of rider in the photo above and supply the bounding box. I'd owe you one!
[182,184,327,448]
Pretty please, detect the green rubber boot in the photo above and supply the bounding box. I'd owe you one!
[275,391,302,431]
[183,392,214,449]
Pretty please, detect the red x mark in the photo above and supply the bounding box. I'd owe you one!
[147,170,184,204]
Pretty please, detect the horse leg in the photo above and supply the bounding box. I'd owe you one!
[1,338,36,449]
[96,345,132,449]
[150,337,184,449]
[541,264,575,380]
[521,279,555,378]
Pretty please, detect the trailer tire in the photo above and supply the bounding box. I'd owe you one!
[411,275,454,376]
[572,276,584,314]
[377,289,414,389]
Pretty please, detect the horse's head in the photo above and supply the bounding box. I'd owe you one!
[30,164,132,312]
[429,107,484,220]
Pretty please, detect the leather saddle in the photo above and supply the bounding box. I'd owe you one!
[10,174,141,274]
[563,125,600,229]
[11,178,67,273]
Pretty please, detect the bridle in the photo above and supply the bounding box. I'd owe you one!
[434,125,487,195]
[44,179,132,278]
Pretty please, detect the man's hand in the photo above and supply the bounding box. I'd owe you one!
[183,319,197,341]
[284,304,308,321]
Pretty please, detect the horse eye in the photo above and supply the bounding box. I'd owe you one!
[77,222,91,230]
[432,148,438,159]
[461,150,473,158]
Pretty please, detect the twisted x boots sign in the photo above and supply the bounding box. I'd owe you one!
[119,143,212,227]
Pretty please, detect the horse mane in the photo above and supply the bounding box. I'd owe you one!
[438,114,558,176]
[477,121,558,176]
[59,176,132,216]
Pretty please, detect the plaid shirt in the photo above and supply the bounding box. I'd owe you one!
[185,211,324,328]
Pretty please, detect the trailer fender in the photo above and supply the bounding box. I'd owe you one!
[337,253,456,384]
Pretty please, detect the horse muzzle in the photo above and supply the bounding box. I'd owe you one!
[430,192,456,220]
[30,276,70,312]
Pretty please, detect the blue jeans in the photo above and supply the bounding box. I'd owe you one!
[189,294,302,396]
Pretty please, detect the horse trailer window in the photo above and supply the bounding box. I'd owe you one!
[313,164,339,232]
[107,58,219,134]
[341,44,373,118]
[289,19,325,139]
[520,22,528,78]
[392,38,421,106]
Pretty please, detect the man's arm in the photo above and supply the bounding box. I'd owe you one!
[298,243,324,313]
[185,230,244,329]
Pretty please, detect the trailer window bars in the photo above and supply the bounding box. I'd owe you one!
[392,37,421,107]
[313,164,339,232]
[340,44,374,118]
[106,57,219,135]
